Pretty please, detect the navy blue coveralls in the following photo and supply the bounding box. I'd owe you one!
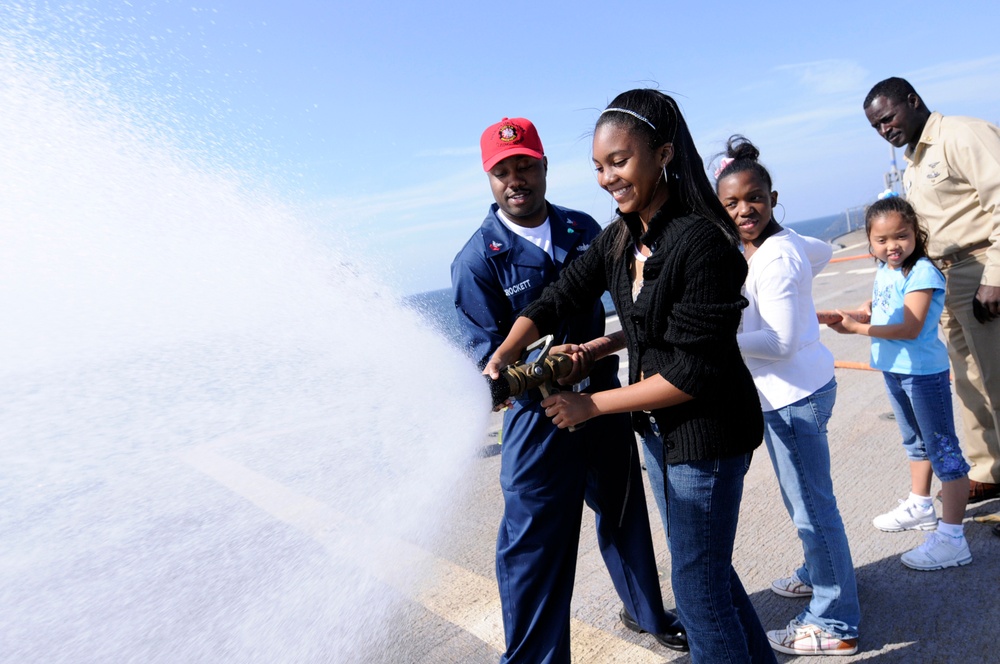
[451,203,675,664]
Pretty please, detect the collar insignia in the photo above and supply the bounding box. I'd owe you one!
[489,240,503,251]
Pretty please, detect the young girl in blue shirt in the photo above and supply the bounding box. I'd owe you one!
[833,197,971,570]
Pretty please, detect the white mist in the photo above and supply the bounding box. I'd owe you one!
[0,28,487,663]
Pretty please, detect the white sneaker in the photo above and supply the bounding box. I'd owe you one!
[901,531,972,570]
[872,499,937,532]
[770,571,813,598]
[767,619,858,656]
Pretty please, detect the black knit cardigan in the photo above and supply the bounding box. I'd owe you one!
[521,206,764,464]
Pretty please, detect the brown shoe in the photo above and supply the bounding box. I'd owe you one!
[968,480,1000,504]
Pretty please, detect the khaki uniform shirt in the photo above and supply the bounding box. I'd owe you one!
[903,111,1000,286]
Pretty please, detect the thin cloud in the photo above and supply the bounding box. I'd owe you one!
[903,56,1000,110]
[775,59,869,95]
[414,146,480,158]
[905,54,1000,84]
[312,149,607,240]
[312,168,483,225]
[739,105,856,132]
[381,216,474,240]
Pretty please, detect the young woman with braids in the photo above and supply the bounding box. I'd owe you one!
[485,90,774,663]
[715,136,860,657]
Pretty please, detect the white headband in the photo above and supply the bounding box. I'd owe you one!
[601,107,657,131]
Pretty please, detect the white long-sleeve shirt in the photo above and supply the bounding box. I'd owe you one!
[737,228,834,411]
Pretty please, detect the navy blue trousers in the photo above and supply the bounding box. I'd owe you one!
[496,402,676,664]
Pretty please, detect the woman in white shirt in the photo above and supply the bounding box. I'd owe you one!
[715,136,861,658]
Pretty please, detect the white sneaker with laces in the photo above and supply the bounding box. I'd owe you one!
[767,619,858,656]
[770,571,813,598]
[872,499,937,532]
[900,531,972,570]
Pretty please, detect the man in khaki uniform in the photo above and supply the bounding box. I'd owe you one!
[864,77,1000,503]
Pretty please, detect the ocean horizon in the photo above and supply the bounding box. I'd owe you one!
[405,209,867,345]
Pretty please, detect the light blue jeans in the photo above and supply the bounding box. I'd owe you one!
[762,378,860,639]
[882,370,971,482]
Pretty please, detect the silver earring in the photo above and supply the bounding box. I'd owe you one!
[775,202,786,224]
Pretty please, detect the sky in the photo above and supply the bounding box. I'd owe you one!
[4,0,1000,294]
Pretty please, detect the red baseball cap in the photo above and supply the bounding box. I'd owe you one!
[480,117,544,171]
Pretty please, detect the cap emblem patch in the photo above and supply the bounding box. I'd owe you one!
[498,124,519,143]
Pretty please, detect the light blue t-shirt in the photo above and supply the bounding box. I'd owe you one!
[870,257,949,375]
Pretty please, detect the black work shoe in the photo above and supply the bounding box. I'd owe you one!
[620,606,689,652]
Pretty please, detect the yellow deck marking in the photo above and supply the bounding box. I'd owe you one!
[178,445,665,663]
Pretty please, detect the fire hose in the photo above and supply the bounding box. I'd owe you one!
[485,334,620,410]
[487,309,874,409]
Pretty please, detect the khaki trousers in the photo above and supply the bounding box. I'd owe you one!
[940,253,1000,484]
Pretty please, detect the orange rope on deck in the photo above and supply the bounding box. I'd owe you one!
[833,360,878,372]
[815,310,878,371]
[829,254,871,264]
[832,360,952,378]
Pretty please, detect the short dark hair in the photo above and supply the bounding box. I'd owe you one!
[713,135,773,192]
[863,77,918,109]
[595,89,739,247]
[864,196,929,275]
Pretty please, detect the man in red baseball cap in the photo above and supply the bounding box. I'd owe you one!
[480,117,545,170]
[451,118,687,663]
[479,118,549,230]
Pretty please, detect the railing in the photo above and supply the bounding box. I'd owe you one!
[844,205,867,235]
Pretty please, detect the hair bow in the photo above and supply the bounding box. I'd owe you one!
[713,157,734,179]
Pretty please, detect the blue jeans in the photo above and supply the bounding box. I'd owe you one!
[641,423,669,535]
[762,378,860,639]
[883,370,971,482]
[646,443,775,663]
